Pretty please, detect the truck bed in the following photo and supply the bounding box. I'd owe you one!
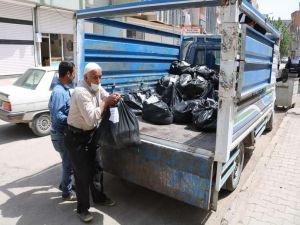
[138,117,216,152]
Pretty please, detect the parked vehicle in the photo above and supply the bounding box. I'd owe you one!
[288,56,300,74]
[0,67,59,136]
[75,0,280,210]
[281,56,288,63]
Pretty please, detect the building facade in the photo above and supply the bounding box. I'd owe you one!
[0,1,36,76]
[0,0,75,76]
[290,10,300,57]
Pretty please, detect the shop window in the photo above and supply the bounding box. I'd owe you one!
[50,34,62,67]
[41,33,74,67]
[63,34,74,62]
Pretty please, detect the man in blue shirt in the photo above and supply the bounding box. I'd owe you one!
[48,61,76,201]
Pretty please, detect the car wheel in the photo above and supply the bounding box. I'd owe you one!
[223,142,245,192]
[31,113,51,136]
[265,113,274,132]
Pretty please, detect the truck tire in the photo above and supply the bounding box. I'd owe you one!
[265,113,274,132]
[31,113,51,137]
[224,143,245,191]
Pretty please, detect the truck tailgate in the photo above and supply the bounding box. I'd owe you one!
[100,141,214,209]
[100,118,215,209]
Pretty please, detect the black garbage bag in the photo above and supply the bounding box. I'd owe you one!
[161,84,182,109]
[123,93,143,115]
[192,98,218,131]
[200,81,214,100]
[210,72,219,90]
[173,99,203,124]
[179,73,193,86]
[169,60,192,75]
[183,76,208,99]
[138,89,152,101]
[156,74,180,95]
[178,73,192,100]
[142,96,173,125]
[94,99,140,149]
[194,65,216,80]
[203,85,219,102]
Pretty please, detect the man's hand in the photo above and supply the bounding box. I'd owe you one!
[105,93,121,107]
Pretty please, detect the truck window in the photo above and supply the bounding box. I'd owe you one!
[194,50,220,71]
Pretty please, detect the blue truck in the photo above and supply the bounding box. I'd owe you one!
[75,0,280,210]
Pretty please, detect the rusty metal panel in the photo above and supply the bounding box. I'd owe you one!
[100,141,214,209]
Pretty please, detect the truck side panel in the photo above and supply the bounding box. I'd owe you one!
[78,19,180,93]
[237,26,274,100]
[100,141,214,209]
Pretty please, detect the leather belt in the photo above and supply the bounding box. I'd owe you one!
[67,125,95,135]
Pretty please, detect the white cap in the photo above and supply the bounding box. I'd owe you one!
[84,62,102,75]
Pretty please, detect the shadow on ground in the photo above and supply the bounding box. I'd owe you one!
[0,164,213,225]
[0,123,37,145]
[0,164,104,225]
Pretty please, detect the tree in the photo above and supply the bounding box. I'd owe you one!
[267,17,292,56]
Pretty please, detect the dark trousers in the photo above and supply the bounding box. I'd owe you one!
[64,128,106,213]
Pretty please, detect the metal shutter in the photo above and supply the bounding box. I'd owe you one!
[38,8,74,34]
[0,1,35,76]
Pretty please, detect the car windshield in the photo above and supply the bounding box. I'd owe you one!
[13,69,45,90]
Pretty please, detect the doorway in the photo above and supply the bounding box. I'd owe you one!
[41,36,50,66]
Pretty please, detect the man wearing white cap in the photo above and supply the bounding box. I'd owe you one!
[64,62,120,223]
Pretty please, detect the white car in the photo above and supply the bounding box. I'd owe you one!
[281,56,288,64]
[0,67,59,136]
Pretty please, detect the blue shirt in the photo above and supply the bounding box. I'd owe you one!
[48,81,71,133]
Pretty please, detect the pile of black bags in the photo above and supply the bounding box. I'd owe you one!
[123,60,219,132]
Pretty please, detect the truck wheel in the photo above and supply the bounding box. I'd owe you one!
[224,143,245,192]
[31,113,51,137]
[265,113,274,132]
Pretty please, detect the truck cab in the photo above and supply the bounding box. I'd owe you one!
[182,35,221,72]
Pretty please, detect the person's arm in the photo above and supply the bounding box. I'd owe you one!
[50,91,68,125]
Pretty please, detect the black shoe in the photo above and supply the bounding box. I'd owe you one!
[78,211,93,223]
[62,191,77,201]
[95,195,116,207]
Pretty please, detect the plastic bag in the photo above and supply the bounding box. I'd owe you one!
[156,74,180,95]
[179,75,208,99]
[123,93,143,115]
[173,99,203,124]
[192,98,218,131]
[194,65,216,80]
[94,99,140,149]
[169,60,192,75]
[142,99,173,125]
[161,84,182,110]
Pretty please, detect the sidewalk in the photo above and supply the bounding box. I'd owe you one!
[222,108,300,225]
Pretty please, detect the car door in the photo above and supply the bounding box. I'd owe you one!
[32,70,57,112]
